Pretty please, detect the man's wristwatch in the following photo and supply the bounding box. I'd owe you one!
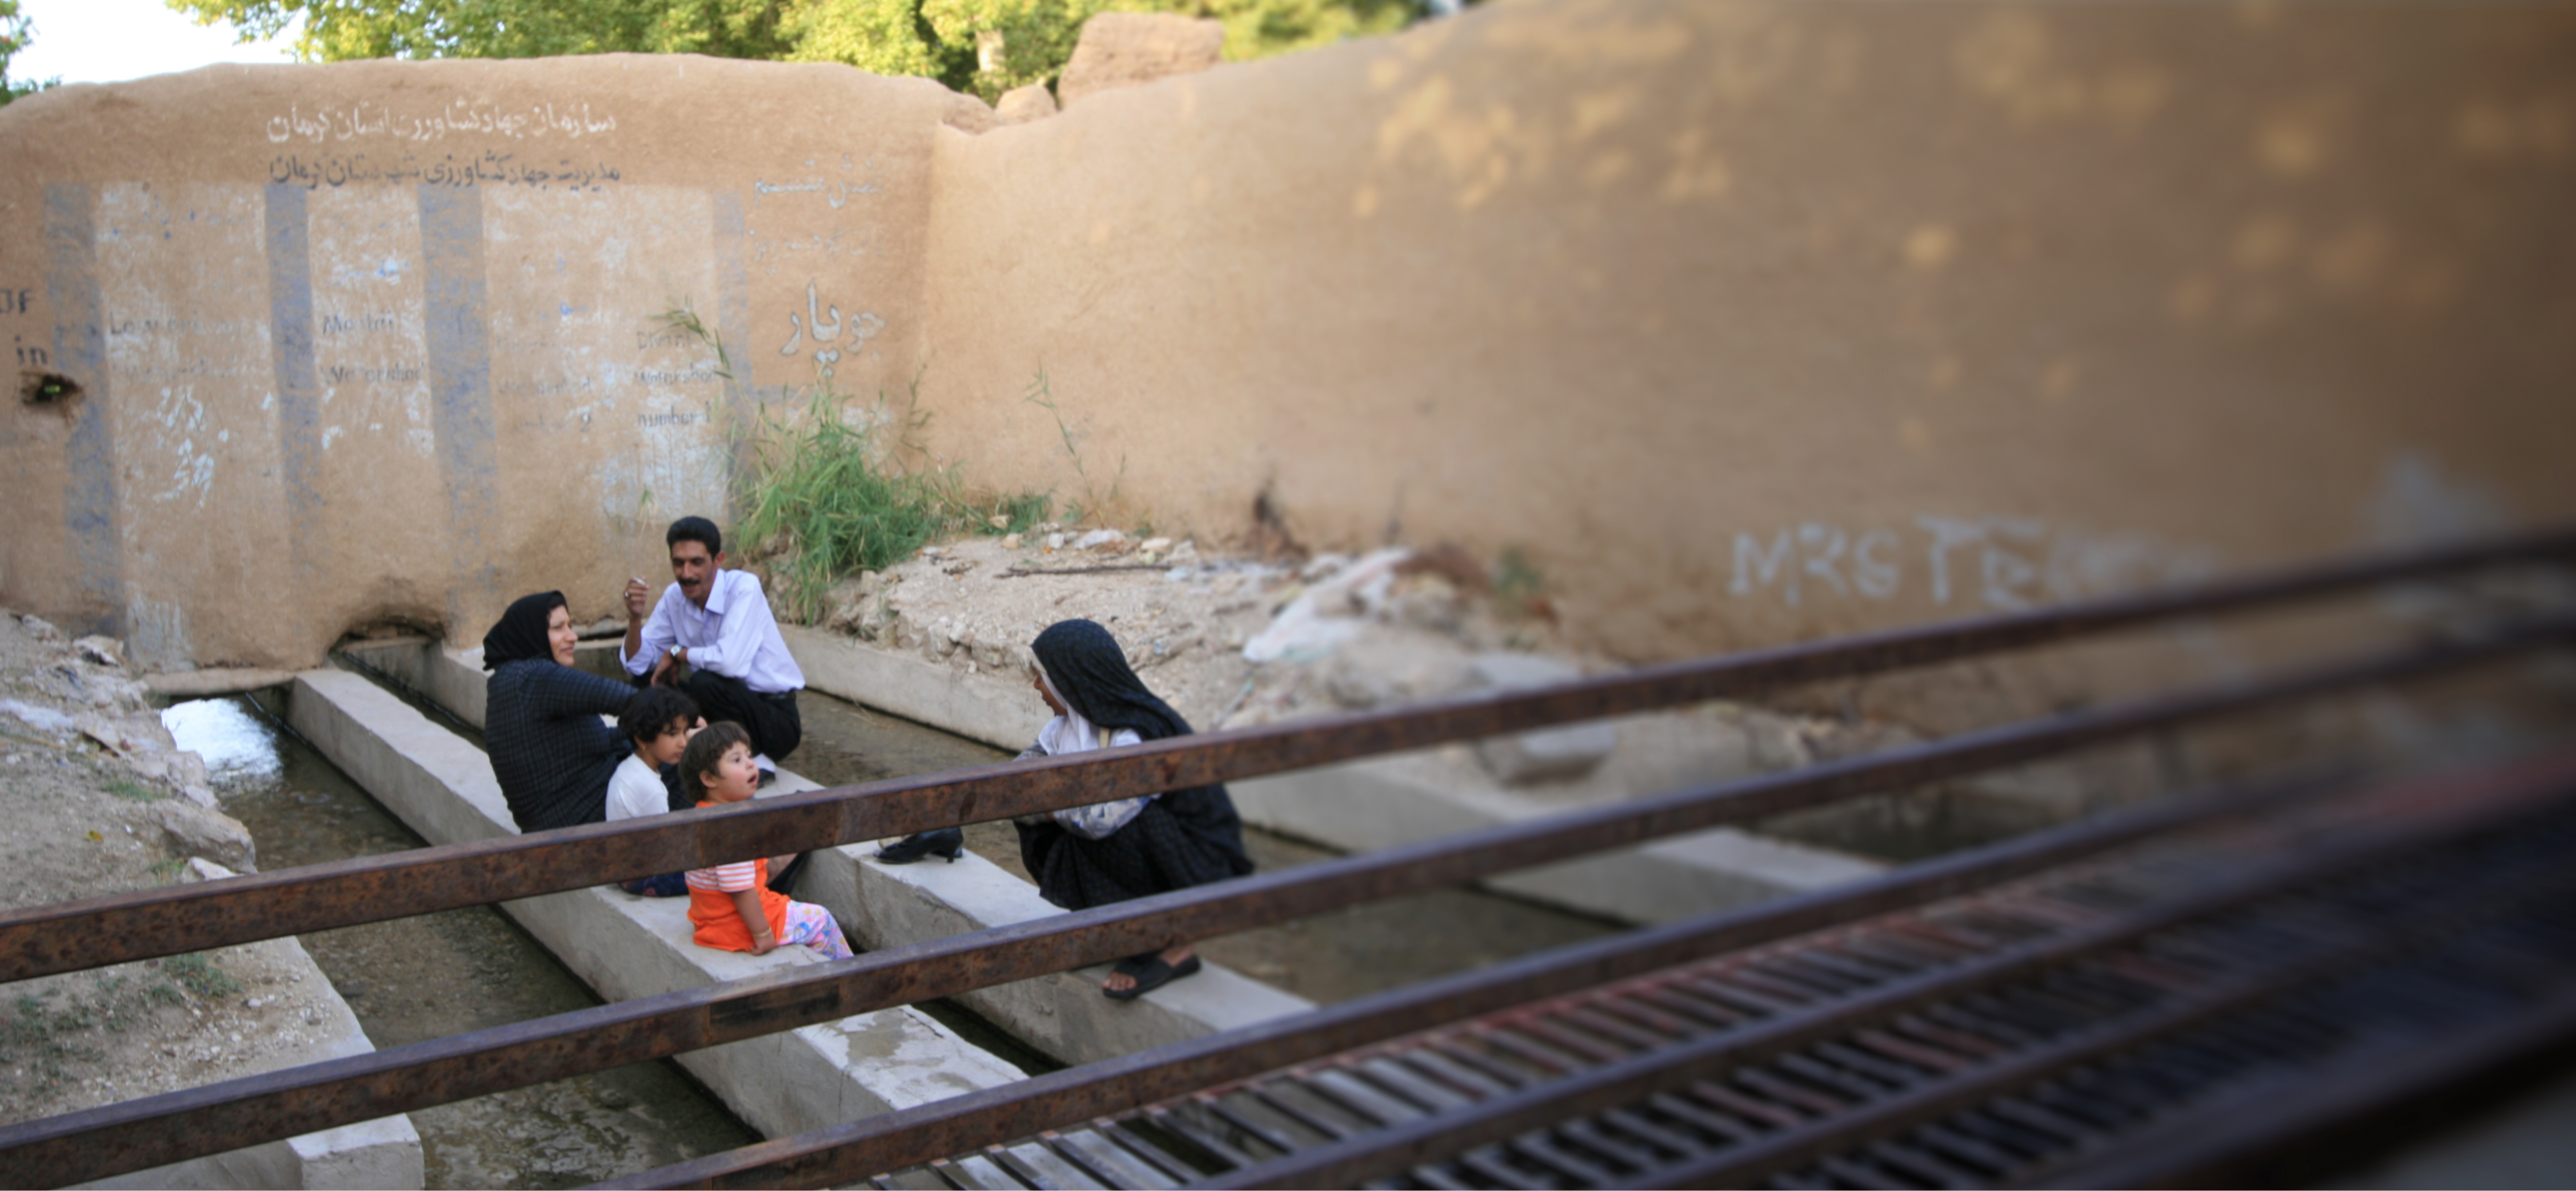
[667,645,685,662]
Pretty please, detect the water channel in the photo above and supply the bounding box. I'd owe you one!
[162,694,758,1189]
[161,659,1619,1186]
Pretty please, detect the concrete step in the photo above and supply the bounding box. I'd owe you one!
[343,639,1315,1066]
[285,669,1024,1139]
[773,624,1883,925]
[793,792,1313,1063]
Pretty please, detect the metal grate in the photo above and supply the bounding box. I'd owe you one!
[724,754,2576,1190]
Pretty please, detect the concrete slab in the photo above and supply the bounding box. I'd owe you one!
[285,669,1024,1138]
[789,800,1313,1064]
[340,638,487,730]
[140,668,300,701]
[776,629,1884,923]
[364,639,1316,1064]
[78,861,423,1191]
[1228,756,1884,924]
[782,623,1042,752]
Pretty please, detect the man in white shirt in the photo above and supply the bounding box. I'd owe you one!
[621,516,808,779]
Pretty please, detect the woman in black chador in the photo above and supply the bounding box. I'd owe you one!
[481,590,639,833]
[999,618,1254,998]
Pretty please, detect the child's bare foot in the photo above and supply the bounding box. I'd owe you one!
[1104,944,1200,999]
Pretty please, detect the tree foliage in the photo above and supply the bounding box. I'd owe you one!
[166,0,1430,100]
[1,0,58,107]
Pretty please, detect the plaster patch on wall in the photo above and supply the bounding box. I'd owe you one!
[310,188,437,460]
[44,183,123,623]
[2368,452,2513,548]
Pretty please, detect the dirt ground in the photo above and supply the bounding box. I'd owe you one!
[0,611,347,1127]
[784,530,2137,861]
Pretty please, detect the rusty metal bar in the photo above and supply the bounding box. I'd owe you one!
[1,530,2567,985]
[3,624,2561,1189]
[1200,772,2576,1190]
[574,747,2576,1186]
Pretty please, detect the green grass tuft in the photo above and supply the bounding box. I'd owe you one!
[158,953,242,1000]
[104,779,166,802]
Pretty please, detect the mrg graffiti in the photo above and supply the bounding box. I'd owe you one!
[1729,517,2216,611]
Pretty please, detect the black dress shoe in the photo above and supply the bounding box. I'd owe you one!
[876,828,963,864]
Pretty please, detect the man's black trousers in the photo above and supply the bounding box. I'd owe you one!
[679,670,803,764]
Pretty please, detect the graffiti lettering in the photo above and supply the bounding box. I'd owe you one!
[321,312,403,335]
[268,152,623,192]
[264,100,617,146]
[322,363,424,386]
[1730,516,2214,612]
[775,279,884,378]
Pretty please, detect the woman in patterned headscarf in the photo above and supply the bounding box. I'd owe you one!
[1012,618,1254,998]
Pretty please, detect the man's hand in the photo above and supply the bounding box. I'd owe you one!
[623,577,653,623]
[649,649,682,687]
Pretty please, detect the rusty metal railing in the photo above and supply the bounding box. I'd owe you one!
[590,763,2363,1189]
[0,531,2566,1186]
[4,622,2569,1185]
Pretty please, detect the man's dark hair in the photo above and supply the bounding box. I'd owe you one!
[666,516,722,556]
[618,686,699,749]
[680,721,753,794]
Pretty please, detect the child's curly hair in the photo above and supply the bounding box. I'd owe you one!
[679,721,752,796]
[619,686,698,749]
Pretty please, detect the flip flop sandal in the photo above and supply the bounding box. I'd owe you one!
[1104,951,1202,1000]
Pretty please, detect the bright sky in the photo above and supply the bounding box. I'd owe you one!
[11,0,305,87]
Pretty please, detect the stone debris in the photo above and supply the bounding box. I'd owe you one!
[73,635,124,667]
[0,696,75,733]
[1466,654,1617,785]
[157,799,258,872]
[996,83,1059,124]
[1242,547,1411,663]
[1055,12,1225,107]
[0,613,343,1133]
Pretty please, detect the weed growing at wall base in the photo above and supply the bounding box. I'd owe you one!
[739,384,957,621]
[659,305,1053,620]
[1024,366,1125,527]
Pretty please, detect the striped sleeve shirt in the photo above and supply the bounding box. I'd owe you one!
[686,861,761,892]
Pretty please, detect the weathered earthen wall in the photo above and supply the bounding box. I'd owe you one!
[1,0,2571,679]
[0,56,989,668]
[916,0,2576,666]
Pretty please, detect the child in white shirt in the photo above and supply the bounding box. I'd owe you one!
[611,686,698,896]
